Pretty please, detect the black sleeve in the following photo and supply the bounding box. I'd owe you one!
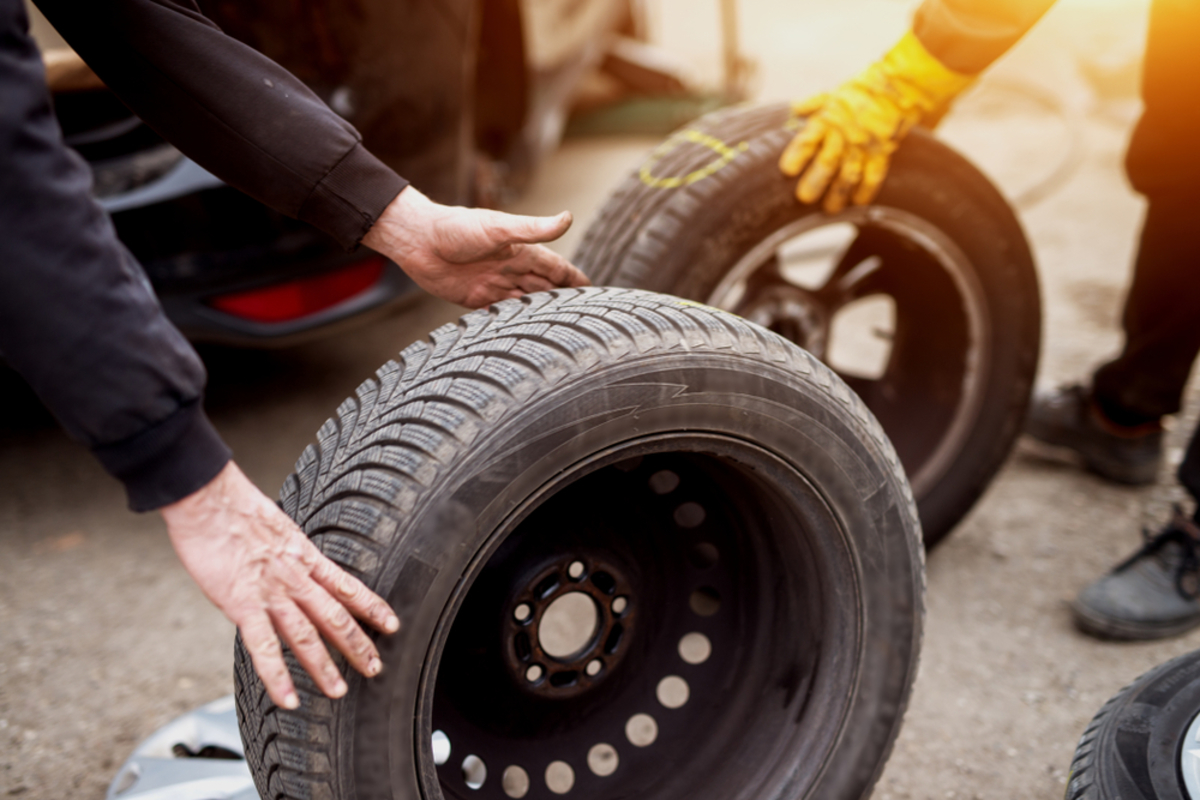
[1,0,230,511]
[913,0,1057,74]
[33,0,409,250]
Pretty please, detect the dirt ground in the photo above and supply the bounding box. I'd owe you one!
[4,0,1198,798]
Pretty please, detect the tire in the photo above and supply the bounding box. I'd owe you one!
[573,103,1042,548]
[234,287,924,800]
[1066,649,1200,800]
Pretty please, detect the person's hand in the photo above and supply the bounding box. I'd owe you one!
[779,31,973,214]
[362,186,590,308]
[161,461,400,709]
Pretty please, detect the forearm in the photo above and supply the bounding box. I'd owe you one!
[33,0,408,249]
[912,0,1058,75]
[1,0,229,510]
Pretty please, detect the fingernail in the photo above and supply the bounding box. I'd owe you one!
[384,613,400,633]
[282,692,299,710]
[331,679,348,698]
[367,657,382,677]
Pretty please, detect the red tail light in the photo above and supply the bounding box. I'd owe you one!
[207,257,386,324]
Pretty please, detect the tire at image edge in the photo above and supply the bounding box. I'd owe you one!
[1067,649,1200,800]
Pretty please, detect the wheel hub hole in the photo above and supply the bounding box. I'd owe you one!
[545,761,575,794]
[502,766,530,798]
[587,743,619,776]
[432,730,451,766]
[689,587,720,616]
[679,632,712,665]
[625,713,658,747]
[462,755,487,790]
[674,502,706,528]
[539,592,598,659]
[656,675,690,709]
[649,470,680,494]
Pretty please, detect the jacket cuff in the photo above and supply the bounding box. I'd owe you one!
[297,142,409,250]
[92,398,232,512]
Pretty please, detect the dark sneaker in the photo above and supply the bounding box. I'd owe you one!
[1025,384,1163,485]
[1072,509,1200,640]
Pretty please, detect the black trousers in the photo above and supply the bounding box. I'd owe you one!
[1090,0,1200,501]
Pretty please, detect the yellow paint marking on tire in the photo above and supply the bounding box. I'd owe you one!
[638,129,750,189]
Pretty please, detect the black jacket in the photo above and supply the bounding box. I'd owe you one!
[0,0,407,510]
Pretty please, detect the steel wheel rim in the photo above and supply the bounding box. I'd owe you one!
[415,434,862,800]
[706,205,992,499]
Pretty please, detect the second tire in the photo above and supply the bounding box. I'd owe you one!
[574,103,1042,547]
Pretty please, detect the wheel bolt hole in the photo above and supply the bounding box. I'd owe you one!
[674,502,706,528]
[586,658,603,677]
[656,675,690,709]
[679,632,712,665]
[587,743,619,777]
[462,755,487,790]
[611,596,628,615]
[431,730,451,766]
[568,560,586,580]
[525,664,544,683]
[590,571,616,595]
[502,766,530,799]
[649,470,680,494]
[625,713,658,747]
[688,542,719,570]
[689,587,720,617]
[513,603,532,623]
[545,761,575,794]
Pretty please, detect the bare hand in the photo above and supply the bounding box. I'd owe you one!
[161,462,400,709]
[362,186,590,308]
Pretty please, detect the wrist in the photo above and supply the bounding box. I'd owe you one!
[362,186,434,253]
[878,30,974,114]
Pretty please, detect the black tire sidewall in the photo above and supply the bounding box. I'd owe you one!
[344,349,922,800]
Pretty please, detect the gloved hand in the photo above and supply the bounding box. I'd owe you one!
[779,31,974,213]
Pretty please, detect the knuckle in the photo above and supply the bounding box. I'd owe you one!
[291,626,322,651]
[328,607,357,635]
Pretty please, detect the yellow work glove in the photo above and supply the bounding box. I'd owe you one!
[779,31,974,213]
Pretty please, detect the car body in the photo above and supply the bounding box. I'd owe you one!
[43,0,629,346]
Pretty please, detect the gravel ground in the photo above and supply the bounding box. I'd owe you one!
[4,0,1196,798]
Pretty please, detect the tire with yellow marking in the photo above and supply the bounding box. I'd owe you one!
[574,103,1041,549]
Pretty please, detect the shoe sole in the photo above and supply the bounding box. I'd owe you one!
[1071,599,1200,641]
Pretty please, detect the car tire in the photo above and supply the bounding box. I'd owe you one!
[234,287,924,800]
[1066,649,1200,800]
[573,103,1041,548]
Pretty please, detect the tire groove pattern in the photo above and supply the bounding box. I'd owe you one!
[235,287,923,800]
